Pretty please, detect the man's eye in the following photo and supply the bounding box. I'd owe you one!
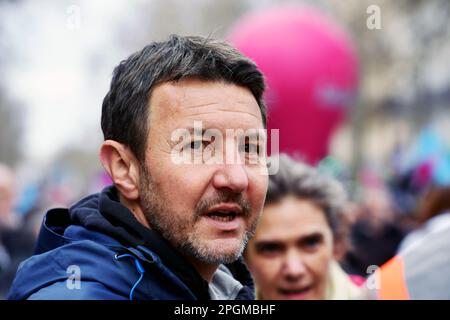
[188,140,208,150]
[240,143,260,155]
[190,141,202,150]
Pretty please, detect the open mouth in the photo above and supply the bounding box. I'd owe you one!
[207,210,238,222]
[201,203,244,230]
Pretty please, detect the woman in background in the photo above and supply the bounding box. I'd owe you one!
[245,154,365,300]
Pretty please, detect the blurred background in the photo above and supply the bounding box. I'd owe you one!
[1,0,450,298]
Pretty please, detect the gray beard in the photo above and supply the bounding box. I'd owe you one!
[179,228,252,265]
[138,165,258,265]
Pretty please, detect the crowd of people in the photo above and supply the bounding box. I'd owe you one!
[2,148,449,299]
[1,34,449,300]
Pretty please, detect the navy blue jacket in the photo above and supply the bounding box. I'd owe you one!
[7,186,255,300]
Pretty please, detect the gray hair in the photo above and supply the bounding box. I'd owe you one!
[266,154,348,238]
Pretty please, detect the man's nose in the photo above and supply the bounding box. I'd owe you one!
[212,164,249,194]
[282,250,307,280]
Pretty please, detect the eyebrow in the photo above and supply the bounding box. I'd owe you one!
[254,241,285,251]
[255,232,325,247]
[297,233,324,244]
[168,127,206,148]
[176,126,265,139]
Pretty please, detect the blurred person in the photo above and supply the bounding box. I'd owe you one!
[8,35,268,300]
[0,163,16,281]
[0,163,19,230]
[399,186,450,252]
[0,164,35,298]
[245,155,365,300]
[342,171,411,277]
[368,187,450,299]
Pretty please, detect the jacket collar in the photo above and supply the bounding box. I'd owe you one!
[68,185,254,300]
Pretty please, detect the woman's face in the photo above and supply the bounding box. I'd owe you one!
[245,196,334,300]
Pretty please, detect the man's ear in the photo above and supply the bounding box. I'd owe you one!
[99,140,140,200]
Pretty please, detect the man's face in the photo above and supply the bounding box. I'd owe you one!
[245,196,334,300]
[139,79,268,266]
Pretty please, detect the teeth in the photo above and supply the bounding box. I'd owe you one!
[208,211,236,222]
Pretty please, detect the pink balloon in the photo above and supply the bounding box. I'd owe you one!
[228,5,359,164]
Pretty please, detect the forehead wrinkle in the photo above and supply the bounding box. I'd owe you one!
[181,107,261,121]
[182,109,261,120]
[216,108,261,120]
[182,97,255,107]
[151,82,262,127]
[182,101,220,109]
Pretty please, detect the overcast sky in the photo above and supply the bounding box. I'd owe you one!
[1,0,143,166]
